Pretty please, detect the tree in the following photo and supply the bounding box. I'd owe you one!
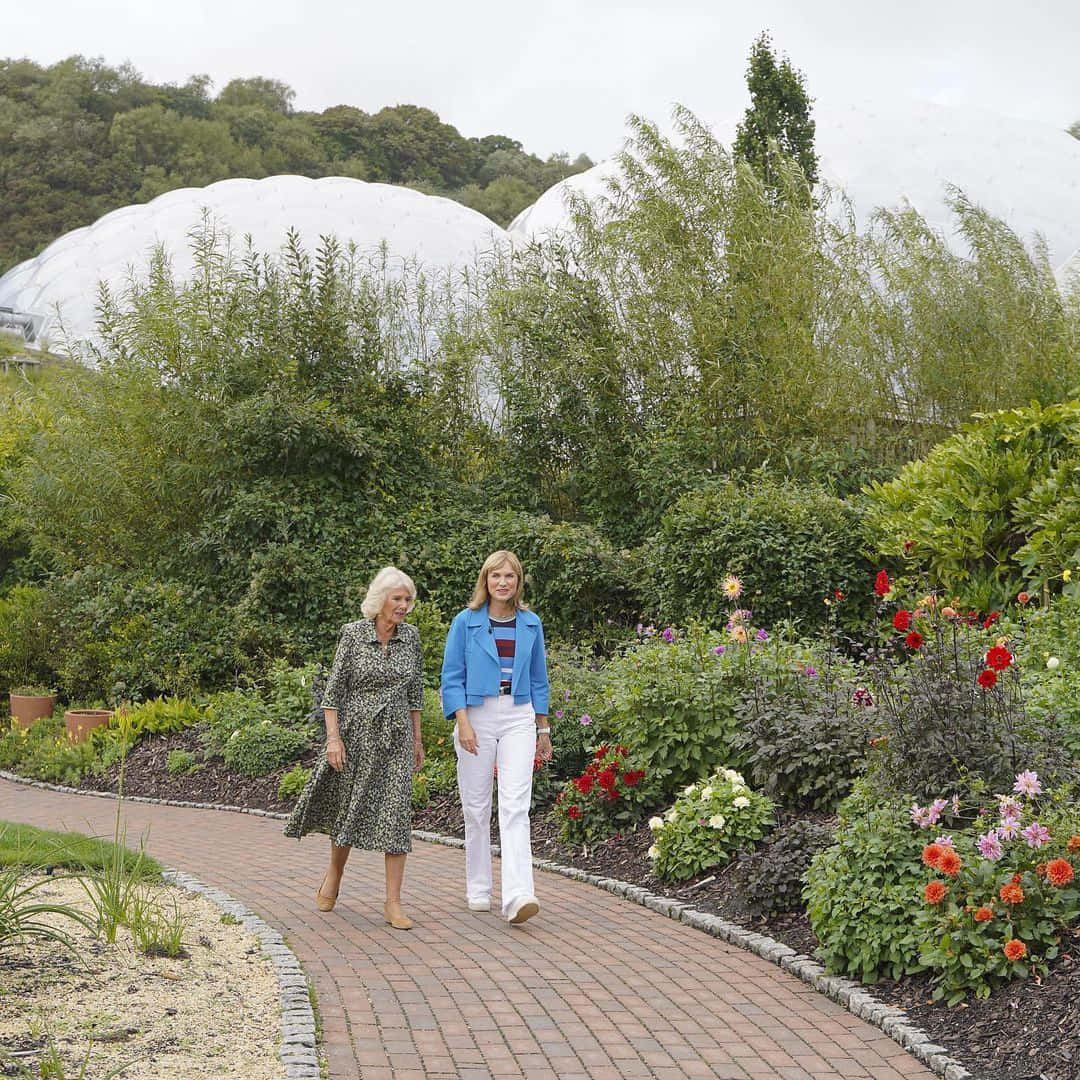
[733,32,818,190]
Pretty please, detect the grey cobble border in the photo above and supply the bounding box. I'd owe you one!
[163,868,320,1080]
[2,771,976,1079]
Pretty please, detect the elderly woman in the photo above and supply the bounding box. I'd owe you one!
[284,566,424,930]
[441,550,552,925]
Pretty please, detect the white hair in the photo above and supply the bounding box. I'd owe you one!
[361,566,417,619]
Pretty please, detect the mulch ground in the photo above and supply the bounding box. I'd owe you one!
[60,752,1080,1080]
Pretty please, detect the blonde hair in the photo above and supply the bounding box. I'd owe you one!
[361,566,417,619]
[468,550,527,610]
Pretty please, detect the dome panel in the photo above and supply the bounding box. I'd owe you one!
[0,176,508,350]
[510,98,1080,273]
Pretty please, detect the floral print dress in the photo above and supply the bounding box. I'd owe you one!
[284,619,423,852]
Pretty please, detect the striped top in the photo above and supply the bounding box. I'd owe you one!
[490,614,516,691]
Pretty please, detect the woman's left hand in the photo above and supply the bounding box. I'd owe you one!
[414,743,425,771]
[536,733,553,763]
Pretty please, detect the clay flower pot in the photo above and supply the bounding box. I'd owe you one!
[9,693,57,730]
[65,709,113,744]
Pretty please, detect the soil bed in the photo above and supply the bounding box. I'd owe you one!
[52,758,1080,1080]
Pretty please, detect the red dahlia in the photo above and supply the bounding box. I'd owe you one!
[874,570,891,597]
[977,669,998,689]
[905,631,924,650]
[986,646,1013,671]
[893,610,912,631]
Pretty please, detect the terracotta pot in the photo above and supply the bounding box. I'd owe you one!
[64,709,113,744]
[9,693,56,730]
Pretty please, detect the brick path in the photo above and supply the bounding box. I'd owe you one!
[1,778,934,1080]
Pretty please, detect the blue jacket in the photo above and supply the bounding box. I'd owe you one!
[440,604,550,717]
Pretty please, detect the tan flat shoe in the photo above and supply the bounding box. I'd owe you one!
[316,875,338,912]
[384,901,413,930]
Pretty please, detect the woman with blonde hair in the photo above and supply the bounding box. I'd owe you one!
[440,550,552,924]
[285,566,424,930]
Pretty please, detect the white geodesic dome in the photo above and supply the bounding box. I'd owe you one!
[0,176,509,350]
[510,98,1080,274]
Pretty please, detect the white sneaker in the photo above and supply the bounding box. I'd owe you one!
[507,896,539,925]
[467,898,491,912]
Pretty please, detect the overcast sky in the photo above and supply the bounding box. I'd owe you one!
[4,0,1079,160]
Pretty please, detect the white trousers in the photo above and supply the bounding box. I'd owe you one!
[454,695,537,917]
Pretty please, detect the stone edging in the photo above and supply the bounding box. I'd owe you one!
[0,771,975,1080]
[162,868,320,1080]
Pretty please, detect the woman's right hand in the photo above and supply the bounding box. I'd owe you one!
[457,720,478,755]
[326,736,346,771]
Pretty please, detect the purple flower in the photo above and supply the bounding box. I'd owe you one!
[934,835,955,849]
[997,819,1020,841]
[851,687,874,707]
[755,629,769,642]
[635,622,644,635]
[1021,822,1050,848]
[661,627,675,643]
[712,645,726,656]
[976,832,1004,861]
[578,713,592,726]
[555,710,564,720]
[804,666,818,677]
[1013,770,1042,797]
[564,689,571,701]
[910,798,948,829]
[998,796,1023,823]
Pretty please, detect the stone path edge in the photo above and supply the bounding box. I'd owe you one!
[0,771,976,1080]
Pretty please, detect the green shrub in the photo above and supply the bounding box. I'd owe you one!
[201,690,265,759]
[804,785,928,982]
[866,594,1072,801]
[647,768,774,883]
[0,585,58,694]
[598,626,745,800]
[639,475,872,632]
[862,400,1080,610]
[733,663,871,812]
[277,765,312,801]
[1007,593,1080,758]
[221,722,310,777]
[914,780,1080,1005]
[165,750,200,777]
[547,643,610,782]
[734,818,836,918]
[553,744,655,846]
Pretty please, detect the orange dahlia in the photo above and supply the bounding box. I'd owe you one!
[924,881,947,904]
[999,882,1025,904]
[922,843,944,869]
[1003,939,1027,962]
[973,906,993,923]
[938,849,963,877]
[1046,858,1075,887]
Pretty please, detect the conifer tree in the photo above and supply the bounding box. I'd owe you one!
[733,32,818,191]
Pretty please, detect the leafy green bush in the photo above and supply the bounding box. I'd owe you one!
[6,715,97,787]
[547,643,611,782]
[277,765,312,801]
[221,722,310,777]
[0,585,58,694]
[914,779,1080,1005]
[165,750,200,777]
[1007,593,1080,758]
[553,744,654,846]
[865,594,1072,801]
[647,768,774,883]
[640,476,872,632]
[862,401,1080,610]
[804,785,928,982]
[733,661,871,811]
[734,818,835,918]
[598,626,747,800]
